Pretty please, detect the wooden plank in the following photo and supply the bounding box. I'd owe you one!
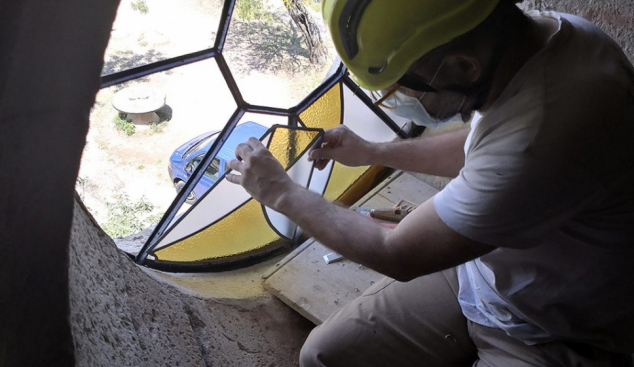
[361,193,398,210]
[379,173,439,205]
[263,171,439,324]
[405,171,452,191]
[261,237,317,280]
[263,241,384,325]
[354,171,401,207]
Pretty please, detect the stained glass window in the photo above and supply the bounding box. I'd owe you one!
[98,0,406,271]
[146,125,323,268]
[102,0,223,76]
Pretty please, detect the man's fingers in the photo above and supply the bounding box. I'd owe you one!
[307,149,317,161]
[307,126,347,162]
[235,142,253,161]
[322,125,347,143]
[308,148,330,169]
[314,159,329,170]
[225,173,243,185]
[307,144,320,162]
[226,159,244,173]
[246,137,265,150]
[309,146,333,162]
[322,128,338,140]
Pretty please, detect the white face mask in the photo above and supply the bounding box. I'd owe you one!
[375,89,464,128]
[389,90,463,128]
[375,57,464,128]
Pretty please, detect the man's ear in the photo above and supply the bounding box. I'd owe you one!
[445,51,481,84]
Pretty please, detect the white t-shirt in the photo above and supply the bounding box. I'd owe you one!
[434,11,634,352]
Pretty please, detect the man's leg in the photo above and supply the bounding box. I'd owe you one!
[300,268,478,367]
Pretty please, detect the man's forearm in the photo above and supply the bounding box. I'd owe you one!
[276,186,401,277]
[368,128,469,177]
[275,181,494,281]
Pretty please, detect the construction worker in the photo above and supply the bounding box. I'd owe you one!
[227,0,634,365]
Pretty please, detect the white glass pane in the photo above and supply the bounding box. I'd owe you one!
[223,0,338,109]
[263,133,321,238]
[103,0,223,75]
[239,112,288,129]
[307,160,333,196]
[343,84,399,143]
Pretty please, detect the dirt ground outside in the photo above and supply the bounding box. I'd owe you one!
[77,0,336,239]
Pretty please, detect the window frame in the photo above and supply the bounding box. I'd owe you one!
[98,0,407,271]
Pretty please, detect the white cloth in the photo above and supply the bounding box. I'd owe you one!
[434,11,634,352]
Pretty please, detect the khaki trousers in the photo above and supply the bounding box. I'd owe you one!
[300,268,632,367]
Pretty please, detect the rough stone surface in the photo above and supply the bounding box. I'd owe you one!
[69,198,312,367]
[519,0,634,64]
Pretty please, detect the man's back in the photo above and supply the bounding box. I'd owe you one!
[434,11,634,352]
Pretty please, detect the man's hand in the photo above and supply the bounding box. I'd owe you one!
[226,137,297,210]
[308,126,374,170]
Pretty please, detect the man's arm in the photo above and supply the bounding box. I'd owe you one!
[278,187,495,281]
[227,138,494,281]
[309,125,470,178]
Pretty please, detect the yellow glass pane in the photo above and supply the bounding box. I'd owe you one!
[269,128,320,168]
[323,164,389,205]
[299,83,342,129]
[337,165,388,205]
[154,200,279,262]
[323,163,370,202]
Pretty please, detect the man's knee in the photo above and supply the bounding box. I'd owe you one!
[300,316,361,367]
[300,325,333,367]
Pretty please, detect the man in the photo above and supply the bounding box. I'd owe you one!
[227,0,634,365]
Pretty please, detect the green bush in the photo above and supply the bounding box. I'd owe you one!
[101,195,162,238]
[236,0,272,22]
[148,110,171,134]
[149,122,164,134]
[131,0,149,14]
[113,113,136,136]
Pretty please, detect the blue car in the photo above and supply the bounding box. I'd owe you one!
[168,121,268,204]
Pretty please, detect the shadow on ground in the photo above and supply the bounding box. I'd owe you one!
[101,13,313,78]
[102,49,167,76]
[225,16,310,75]
[156,104,173,123]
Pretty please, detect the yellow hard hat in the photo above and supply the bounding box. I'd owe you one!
[322,0,501,91]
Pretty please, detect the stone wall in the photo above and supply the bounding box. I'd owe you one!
[69,198,312,367]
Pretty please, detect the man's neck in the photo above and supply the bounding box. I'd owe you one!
[480,15,558,112]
